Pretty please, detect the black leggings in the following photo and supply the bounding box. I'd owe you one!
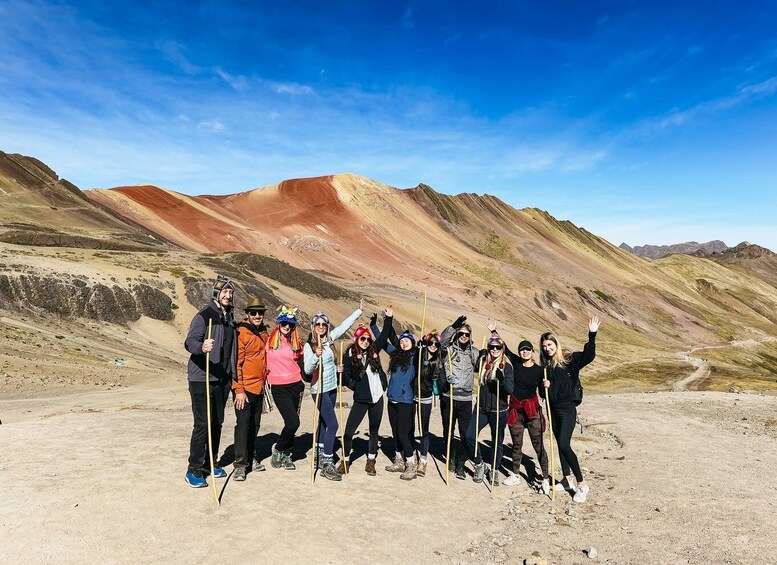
[271,381,304,452]
[343,397,384,458]
[551,404,583,482]
[439,395,472,467]
[388,401,415,459]
[413,401,432,458]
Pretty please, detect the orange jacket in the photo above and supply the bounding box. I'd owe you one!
[234,322,269,395]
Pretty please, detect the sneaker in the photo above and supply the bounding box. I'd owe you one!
[365,458,376,476]
[282,450,296,470]
[336,460,349,475]
[233,467,246,482]
[553,477,577,492]
[271,447,284,469]
[455,466,466,480]
[473,462,485,483]
[400,462,418,481]
[321,462,343,482]
[573,484,590,503]
[417,461,427,477]
[252,462,266,472]
[213,467,227,478]
[541,478,551,495]
[185,472,207,488]
[503,473,522,487]
[385,457,405,473]
[487,466,500,486]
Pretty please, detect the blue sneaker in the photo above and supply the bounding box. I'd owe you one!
[213,467,227,478]
[185,472,207,488]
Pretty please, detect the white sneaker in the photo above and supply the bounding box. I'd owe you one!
[573,484,590,503]
[553,478,577,492]
[541,478,551,495]
[503,473,522,486]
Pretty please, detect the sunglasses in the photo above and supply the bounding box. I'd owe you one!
[358,336,372,342]
[313,322,328,327]
[488,345,503,351]
[247,311,265,316]
[279,321,295,328]
[457,332,471,338]
[427,342,439,347]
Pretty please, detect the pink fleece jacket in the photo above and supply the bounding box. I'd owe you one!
[265,337,302,386]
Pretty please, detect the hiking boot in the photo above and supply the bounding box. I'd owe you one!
[473,462,485,483]
[400,462,418,481]
[455,466,466,480]
[321,462,343,482]
[185,472,207,488]
[213,467,227,478]
[271,447,284,469]
[385,457,405,473]
[417,461,427,477]
[233,467,246,482]
[365,458,376,476]
[503,472,522,487]
[541,478,551,495]
[336,460,349,475]
[281,450,296,470]
[573,484,590,503]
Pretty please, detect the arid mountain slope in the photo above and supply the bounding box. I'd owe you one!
[620,240,729,259]
[697,242,777,290]
[0,152,168,250]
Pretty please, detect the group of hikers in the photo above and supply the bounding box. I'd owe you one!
[184,276,601,503]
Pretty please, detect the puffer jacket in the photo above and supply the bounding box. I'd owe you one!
[440,323,480,401]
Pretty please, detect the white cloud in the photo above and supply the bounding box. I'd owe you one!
[196,120,225,132]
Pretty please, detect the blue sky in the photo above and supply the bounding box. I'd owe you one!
[1,0,776,250]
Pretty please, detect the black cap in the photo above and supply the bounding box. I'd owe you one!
[517,340,534,352]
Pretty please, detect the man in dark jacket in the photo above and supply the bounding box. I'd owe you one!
[183,276,237,488]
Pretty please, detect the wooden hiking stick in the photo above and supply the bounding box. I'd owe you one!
[491,374,500,493]
[473,336,487,460]
[416,291,427,438]
[445,350,454,487]
[204,319,219,507]
[544,367,556,501]
[311,334,324,483]
[338,342,347,476]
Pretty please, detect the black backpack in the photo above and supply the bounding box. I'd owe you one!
[571,372,584,406]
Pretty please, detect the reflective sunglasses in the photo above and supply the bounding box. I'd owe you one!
[358,336,372,343]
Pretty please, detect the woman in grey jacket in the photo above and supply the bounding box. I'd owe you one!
[439,315,480,480]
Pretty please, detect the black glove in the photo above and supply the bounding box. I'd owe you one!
[369,313,377,326]
[452,315,467,329]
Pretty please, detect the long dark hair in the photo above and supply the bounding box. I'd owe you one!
[347,343,382,373]
[388,347,414,374]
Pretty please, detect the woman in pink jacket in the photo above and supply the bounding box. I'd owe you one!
[265,307,305,470]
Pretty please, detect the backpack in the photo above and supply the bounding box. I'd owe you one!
[571,372,583,406]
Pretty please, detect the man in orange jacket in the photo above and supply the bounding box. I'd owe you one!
[232,296,269,481]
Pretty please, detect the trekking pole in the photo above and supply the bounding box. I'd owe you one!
[473,336,487,460]
[204,319,219,507]
[415,292,427,440]
[338,342,347,476]
[491,374,500,494]
[544,367,555,501]
[445,350,454,487]
[311,335,324,483]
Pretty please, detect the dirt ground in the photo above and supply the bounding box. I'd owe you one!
[1,380,776,564]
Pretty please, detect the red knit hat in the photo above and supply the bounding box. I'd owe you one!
[353,324,374,344]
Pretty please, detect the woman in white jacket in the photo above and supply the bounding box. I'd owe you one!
[303,300,363,481]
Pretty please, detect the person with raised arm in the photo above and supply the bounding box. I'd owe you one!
[539,316,601,503]
[439,315,480,480]
[303,300,363,481]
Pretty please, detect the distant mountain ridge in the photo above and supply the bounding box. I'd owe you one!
[620,240,729,259]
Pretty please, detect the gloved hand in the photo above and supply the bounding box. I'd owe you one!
[369,312,377,326]
[452,315,467,329]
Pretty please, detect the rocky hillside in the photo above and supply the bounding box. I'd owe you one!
[620,240,729,259]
